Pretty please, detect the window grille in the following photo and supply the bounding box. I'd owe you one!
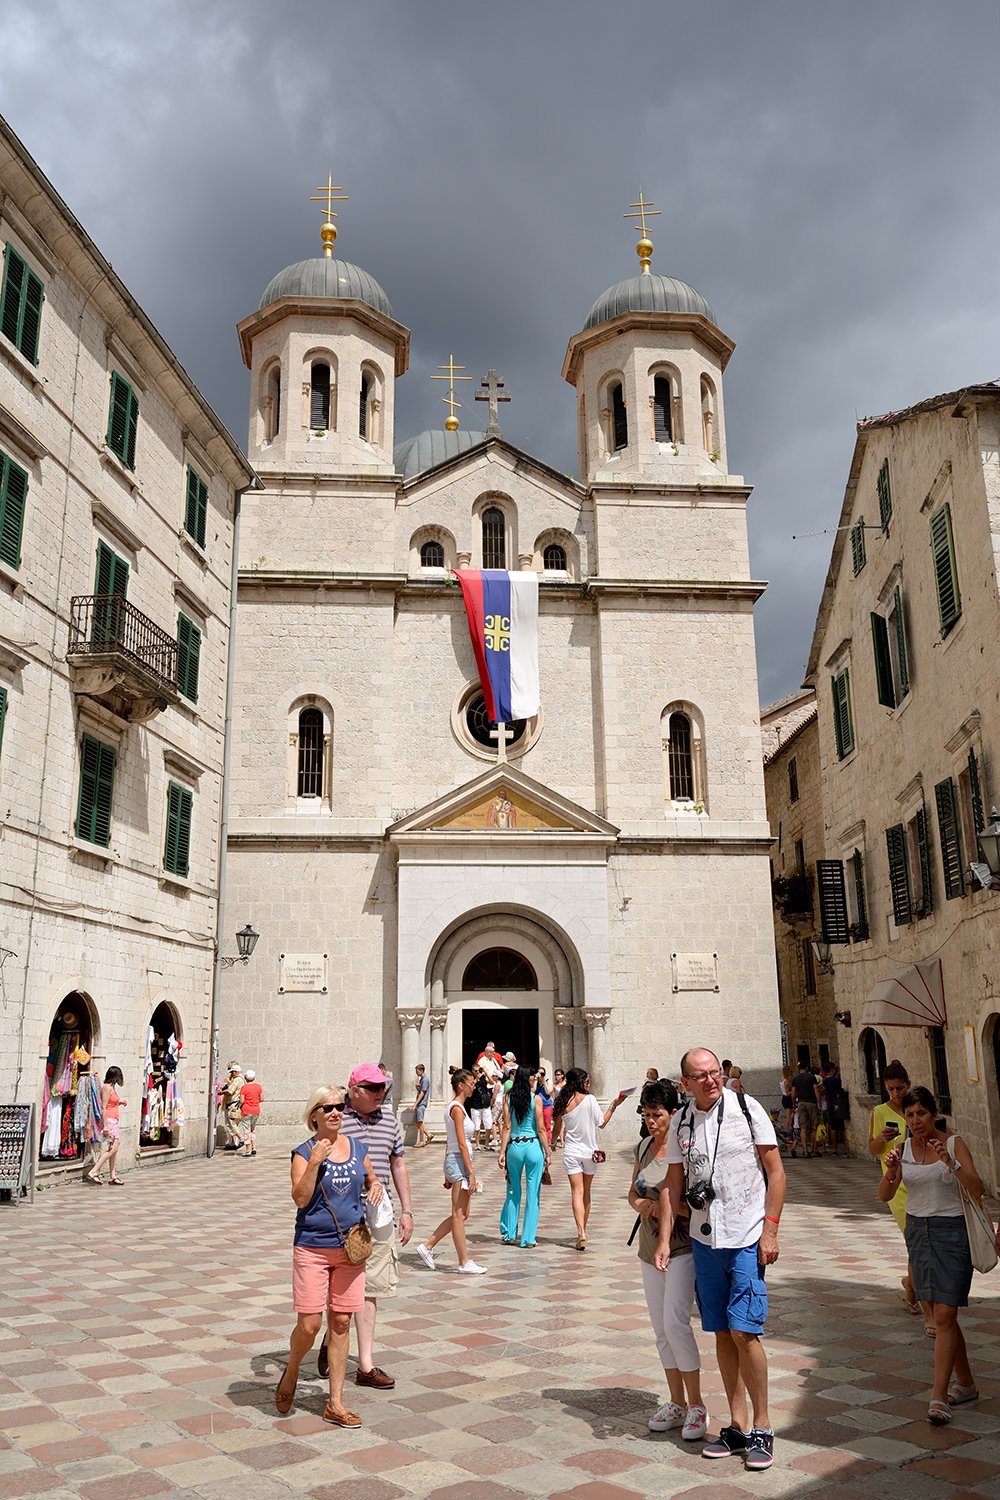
[462,948,537,990]
[359,372,371,439]
[543,543,567,572]
[611,382,628,450]
[653,376,672,441]
[465,693,525,749]
[310,363,330,428]
[297,708,324,797]
[420,540,444,568]
[268,366,281,440]
[667,712,694,801]
[482,507,505,569]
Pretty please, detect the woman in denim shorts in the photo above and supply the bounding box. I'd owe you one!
[415,1070,487,1275]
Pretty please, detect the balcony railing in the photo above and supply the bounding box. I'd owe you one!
[68,595,178,691]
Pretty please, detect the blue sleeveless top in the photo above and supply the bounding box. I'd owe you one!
[291,1136,365,1247]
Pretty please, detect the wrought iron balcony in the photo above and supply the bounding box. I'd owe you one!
[67,595,180,723]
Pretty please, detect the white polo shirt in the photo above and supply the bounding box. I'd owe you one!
[666,1089,776,1249]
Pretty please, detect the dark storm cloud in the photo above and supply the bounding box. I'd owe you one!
[4,0,997,703]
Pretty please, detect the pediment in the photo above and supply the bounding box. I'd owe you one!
[400,436,586,504]
[387,764,618,839]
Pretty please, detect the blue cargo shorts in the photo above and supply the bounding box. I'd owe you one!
[691,1239,768,1335]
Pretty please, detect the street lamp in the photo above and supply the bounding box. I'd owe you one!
[220,923,260,968]
[811,939,835,976]
[976,807,1000,885]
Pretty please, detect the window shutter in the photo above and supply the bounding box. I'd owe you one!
[20,266,44,364]
[612,383,628,450]
[0,684,7,760]
[92,542,128,646]
[0,451,28,569]
[851,848,869,939]
[164,782,192,877]
[185,467,208,549]
[934,776,965,899]
[916,804,933,913]
[850,519,866,575]
[893,585,909,693]
[107,373,139,469]
[0,247,44,363]
[817,859,849,943]
[967,748,985,839]
[930,504,961,635]
[653,376,672,442]
[877,458,892,529]
[831,670,853,758]
[176,613,201,702]
[0,245,24,346]
[870,613,895,708]
[885,824,912,925]
[76,734,115,846]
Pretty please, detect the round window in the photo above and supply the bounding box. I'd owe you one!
[465,693,526,751]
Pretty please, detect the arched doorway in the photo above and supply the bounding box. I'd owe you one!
[983,1013,1000,1190]
[140,1001,183,1152]
[460,947,540,1068]
[39,993,100,1163]
[859,1026,887,1099]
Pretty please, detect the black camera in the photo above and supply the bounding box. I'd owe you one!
[685,1179,715,1210]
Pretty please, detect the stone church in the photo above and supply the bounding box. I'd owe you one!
[220,203,779,1128]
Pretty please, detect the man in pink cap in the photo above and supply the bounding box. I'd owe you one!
[325,1062,413,1390]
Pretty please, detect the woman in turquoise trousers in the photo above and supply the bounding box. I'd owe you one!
[499,1067,550,1247]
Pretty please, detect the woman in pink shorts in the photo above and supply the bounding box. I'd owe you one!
[275,1085,383,1427]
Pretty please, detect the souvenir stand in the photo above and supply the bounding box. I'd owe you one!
[38,1001,103,1164]
[0,1103,36,1206]
[140,1001,185,1151]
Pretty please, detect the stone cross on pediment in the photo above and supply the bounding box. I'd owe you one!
[476,369,511,439]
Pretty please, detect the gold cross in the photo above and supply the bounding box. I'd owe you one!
[431,354,473,432]
[309,175,349,257]
[484,612,510,652]
[624,189,661,273]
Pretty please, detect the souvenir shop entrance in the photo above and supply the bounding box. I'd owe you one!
[139,1001,184,1152]
[39,993,102,1166]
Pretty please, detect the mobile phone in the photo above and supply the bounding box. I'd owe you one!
[884,1123,899,1137]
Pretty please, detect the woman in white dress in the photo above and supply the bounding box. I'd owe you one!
[550,1067,626,1250]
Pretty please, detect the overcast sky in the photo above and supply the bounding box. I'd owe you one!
[3,1,998,704]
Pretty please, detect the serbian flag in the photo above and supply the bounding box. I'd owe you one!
[454,569,539,722]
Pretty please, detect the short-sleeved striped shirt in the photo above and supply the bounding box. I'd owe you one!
[340,1103,404,1196]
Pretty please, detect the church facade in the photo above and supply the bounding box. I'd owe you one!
[220,217,780,1128]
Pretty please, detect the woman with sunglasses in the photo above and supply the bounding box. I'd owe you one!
[868,1060,927,1327]
[276,1085,383,1427]
[550,1068,626,1251]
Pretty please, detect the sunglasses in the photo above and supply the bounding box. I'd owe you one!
[319,1101,346,1114]
[356,1082,387,1093]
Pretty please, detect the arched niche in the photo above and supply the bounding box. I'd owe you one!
[409,524,457,577]
[38,990,100,1163]
[286,693,334,808]
[661,701,708,811]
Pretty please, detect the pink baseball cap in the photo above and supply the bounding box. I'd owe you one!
[349,1063,388,1088]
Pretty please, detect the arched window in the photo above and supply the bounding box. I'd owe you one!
[462,948,537,990]
[543,543,567,572]
[611,381,628,451]
[266,364,281,442]
[421,539,444,569]
[482,506,506,569]
[359,372,371,439]
[465,692,525,750]
[310,363,330,430]
[701,376,717,453]
[653,375,673,442]
[860,1027,887,1097]
[667,712,694,801]
[297,708,324,797]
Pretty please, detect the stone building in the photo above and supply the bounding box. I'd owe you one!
[221,207,781,1131]
[0,114,254,1179]
[761,690,838,1073]
[804,382,1000,1189]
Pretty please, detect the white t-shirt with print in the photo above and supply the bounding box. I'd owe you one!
[666,1090,777,1249]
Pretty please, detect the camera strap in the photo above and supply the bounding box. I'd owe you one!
[680,1094,726,1190]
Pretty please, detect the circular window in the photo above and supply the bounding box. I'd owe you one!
[466,693,526,751]
[452,683,541,761]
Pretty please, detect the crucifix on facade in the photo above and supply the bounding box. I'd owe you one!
[476,369,511,439]
[490,722,515,763]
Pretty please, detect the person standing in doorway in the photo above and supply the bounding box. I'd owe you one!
[412,1064,432,1148]
[656,1047,785,1472]
[476,1042,503,1082]
[499,1066,549,1247]
[328,1064,414,1391]
[240,1069,263,1157]
[469,1068,494,1151]
[86,1067,127,1185]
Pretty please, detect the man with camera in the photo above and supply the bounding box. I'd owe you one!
[655,1048,785,1472]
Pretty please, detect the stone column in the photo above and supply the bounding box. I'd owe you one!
[429,1009,448,1102]
[580,1007,613,1097]
[518,552,533,571]
[553,1007,575,1073]
[396,1010,425,1130]
[457,550,472,568]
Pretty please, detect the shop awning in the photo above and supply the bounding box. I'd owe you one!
[860,957,946,1029]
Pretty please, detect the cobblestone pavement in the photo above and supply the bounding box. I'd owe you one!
[1,1142,999,1500]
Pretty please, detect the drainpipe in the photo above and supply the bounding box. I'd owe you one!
[206,473,261,1156]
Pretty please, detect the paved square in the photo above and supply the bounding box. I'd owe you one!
[1,1145,997,1498]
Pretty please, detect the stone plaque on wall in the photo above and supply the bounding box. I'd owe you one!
[279,953,329,994]
[670,952,719,993]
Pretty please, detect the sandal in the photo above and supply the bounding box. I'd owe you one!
[109,1176,126,1185]
[323,1404,362,1427]
[947,1382,979,1406]
[900,1279,921,1315]
[924,1325,936,1338]
[274,1364,295,1415]
[575,1235,587,1251]
[928,1399,951,1426]
[85,1174,104,1185]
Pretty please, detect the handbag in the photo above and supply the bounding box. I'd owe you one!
[591,1149,606,1164]
[958,1181,998,1274]
[319,1178,374,1264]
[541,1164,552,1185]
[366,1191,395,1242]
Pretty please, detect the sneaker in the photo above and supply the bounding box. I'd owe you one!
[415,1242,435,1270]
[457,1259,487,1274]
[682,1404,709,1441]
[703,1425,749,1459]
[647,1401,685,1432]
[744,1429,774,1470]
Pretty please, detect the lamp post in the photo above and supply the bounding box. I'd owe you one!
[220,924,260,969]
[811,939,835,976]
[977,808,1000,884]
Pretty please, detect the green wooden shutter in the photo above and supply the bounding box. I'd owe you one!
[107,372,139,469]
[184,466,208,549]
[850,519,866,575]
[831,669,854,759]
[20,266,44,364]
[930,504,961,636]
[92,541,129,646]
[916,805,933,914]
[934,776,965,899]
[870,613,895,708]
[0,450,28,569]
[0,684,7,762]
[0,245,24,346]
[851,848,869,939]
[885,824,912,925]
[817,859,849,943]
[176,613,201,702]
[967,748,985,841]
[163,781,192,877]
[877,458,892,529]
[75,734,115,846]
[893,585,909,694]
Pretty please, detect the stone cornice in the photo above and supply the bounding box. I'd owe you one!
[238,570,406,592]
[562,309,735,385]
[237,296,410,375]
[586,578,766,603]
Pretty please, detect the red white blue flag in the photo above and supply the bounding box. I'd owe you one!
[454,569,539,723]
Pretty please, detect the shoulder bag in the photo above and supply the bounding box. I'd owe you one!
[949,1138,998,1274]
[318,1150,374,1264]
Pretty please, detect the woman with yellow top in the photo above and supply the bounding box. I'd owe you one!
[868,1059,928,1330]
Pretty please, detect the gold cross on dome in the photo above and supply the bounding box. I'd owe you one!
[624,189,661,273]
[309,175,349,257]
[431,354,473,431]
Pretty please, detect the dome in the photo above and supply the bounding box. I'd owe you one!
[394,428,487,480]
[259,257,393,319]
[584,272,716,331]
